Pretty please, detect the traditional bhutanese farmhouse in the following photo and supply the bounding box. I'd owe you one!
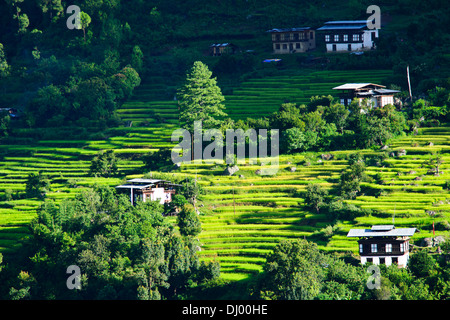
[347,225,416,268]
[115,178,180,205]
[316,20,378,52]
[267,27,316,54]
[209,43,238,56]
[332,83,400,107]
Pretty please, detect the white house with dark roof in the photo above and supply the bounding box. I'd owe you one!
[316,20,378,52]
[332,83,400,107]
[115,178,180,205]
[347,225,416,268]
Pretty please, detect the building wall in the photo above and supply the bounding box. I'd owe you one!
[355,95,394,108]
[363,29,378,48]
[150,187,166,204]
[324,29,378,52]
[271,31,315,54]
[379,95,394,107]
[273,41,314,54]
[361,253,410,268]
[326,42,364,52]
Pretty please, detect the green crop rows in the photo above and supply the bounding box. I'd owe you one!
[1,70,449,282]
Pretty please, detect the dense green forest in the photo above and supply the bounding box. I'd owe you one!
[0,0,450,301]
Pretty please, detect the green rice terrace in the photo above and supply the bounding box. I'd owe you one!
[1,69,449,282]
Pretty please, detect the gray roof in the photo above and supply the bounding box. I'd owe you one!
[317,25,367,31]
[333,83,385,90]
[267,27,312,33]
[123,178,182,187]
[317,20,368,31]
[323,20,368,24]
[371,225,395,231]
[115,184,151,190]
[373,89,401,95]
[115,179,171,189]
[210,43,235,47]
[127,178,167,184]
[347,225,417,238]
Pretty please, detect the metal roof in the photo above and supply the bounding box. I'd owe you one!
[317,25,367,31]
[347,226,417,238]
[332,83,385,90]
[371,225,395,231]
[317,20,368,31]
[373,89,401,94]
[127,178,167,184]
[210,43,234,47]
[267,27,311,33]
[323,20,368,24]
[115,184,151,190]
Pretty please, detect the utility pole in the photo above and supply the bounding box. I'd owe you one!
[233,186,236,217]
[407,65,413,102]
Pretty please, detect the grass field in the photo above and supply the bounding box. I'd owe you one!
[1,68,449,282]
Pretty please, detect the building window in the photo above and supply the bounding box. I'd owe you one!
[284,34,290,41]
[296,43,300,49]
[343,34,348,42]
[282,44,287,49]
[371,243,377,253]
[386,243,392,253]
[359,244,363,253]
[348,44,352,51]
[325,34,330,42]
[352,34,360,41]
[334,34,339,42]
[275,44,280,50]
[400,243,405,252]
[310,32,314,39]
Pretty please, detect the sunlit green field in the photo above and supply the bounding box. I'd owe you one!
[1,70,449,281]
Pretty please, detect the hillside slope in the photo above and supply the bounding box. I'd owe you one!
[1,69,449,283]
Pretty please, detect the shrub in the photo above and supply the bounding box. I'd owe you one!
[443,181,450,190]
[304,183,328,213]
[435,220,450,231]
[89,150,119,177]
[143,148,173,170]
[177,205,202,237]
[25,172,51,198]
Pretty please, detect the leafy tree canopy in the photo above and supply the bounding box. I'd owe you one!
[4,186,218,300]
[177,61,227,132]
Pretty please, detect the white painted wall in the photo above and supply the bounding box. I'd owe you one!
[326,43,362,52]
[361,253,410,268]
[325,29,378,52]
[151,187,166,204]
[380,96,394,106]
[363,29,378,48]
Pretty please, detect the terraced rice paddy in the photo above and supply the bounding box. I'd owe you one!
[1,69,449,282]
[224,69,393,120]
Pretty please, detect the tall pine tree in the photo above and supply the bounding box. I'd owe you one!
[177,61,227,133]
